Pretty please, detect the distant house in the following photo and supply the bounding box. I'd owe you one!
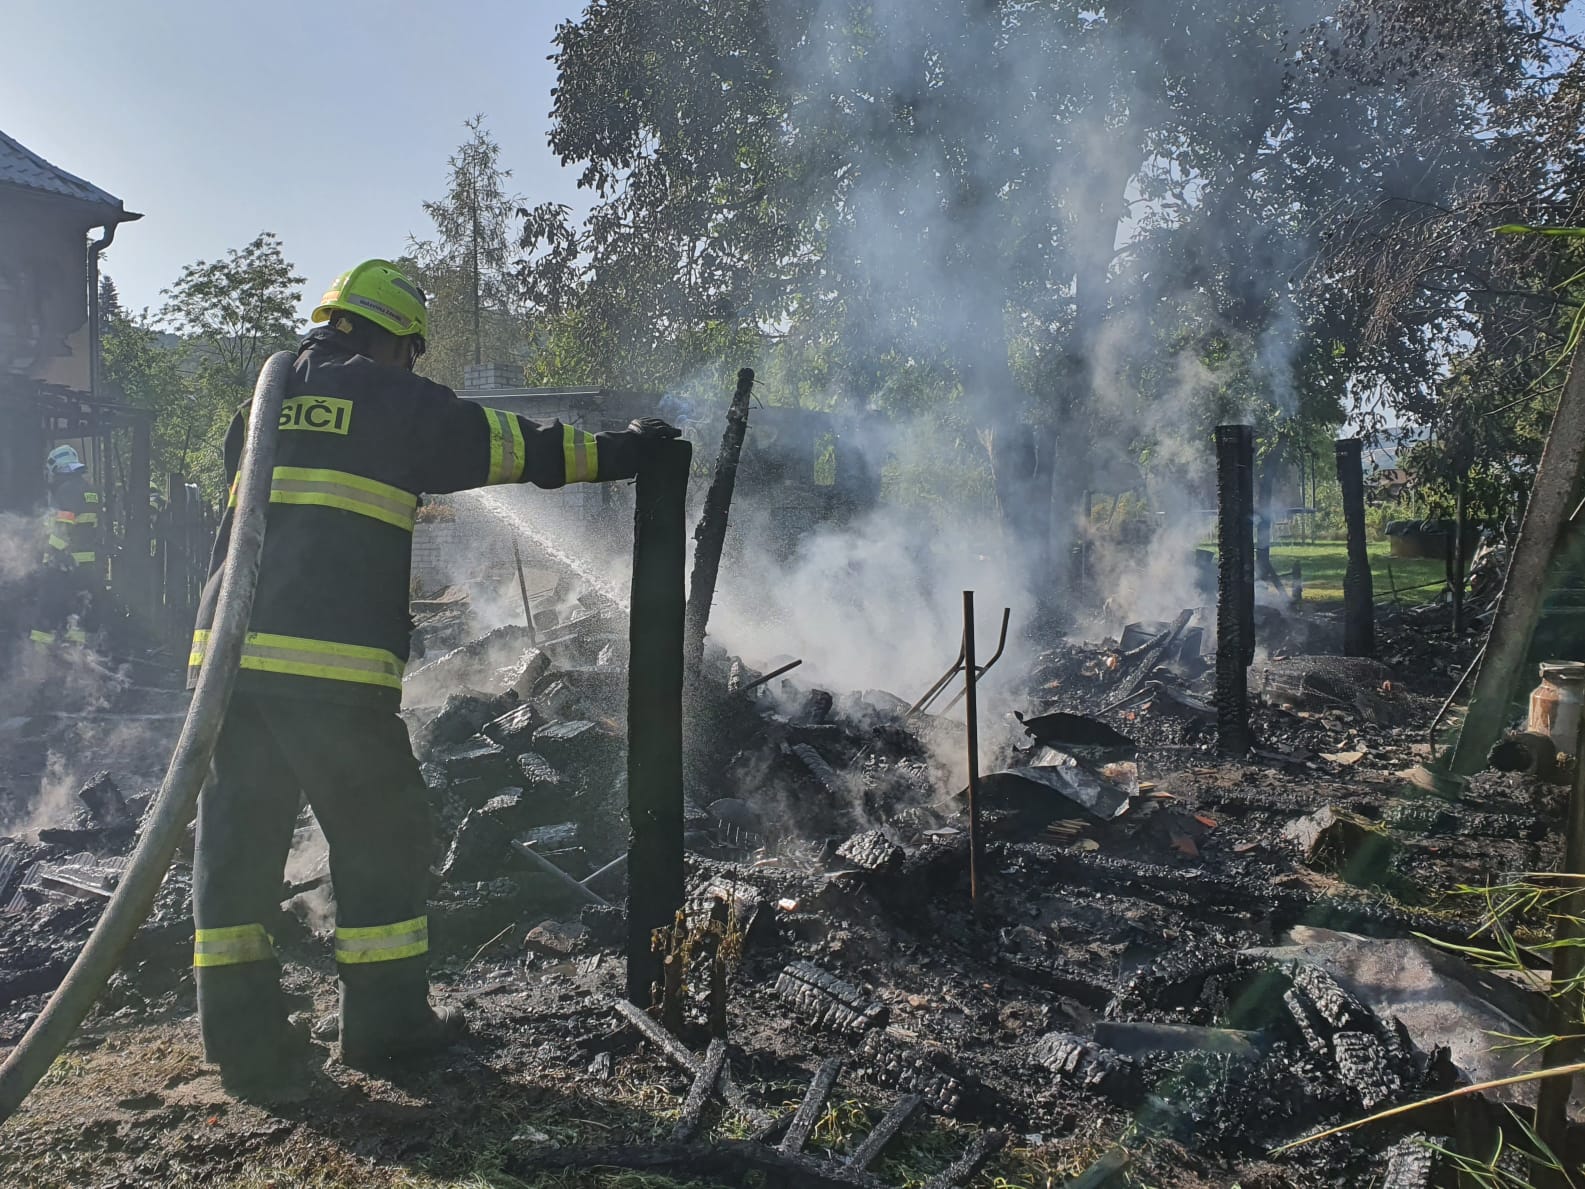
[0,128,140,515]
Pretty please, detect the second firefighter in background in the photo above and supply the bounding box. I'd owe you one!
[33,444,101,650]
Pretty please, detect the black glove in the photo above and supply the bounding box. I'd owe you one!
[627,417,681,439]
[596,418,683,481]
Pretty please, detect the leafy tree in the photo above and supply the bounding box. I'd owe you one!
[409,115,527,388]
[97,274,122,326]
[531,0,1533,577]
[100,304,191,488]
[158,232,303,496]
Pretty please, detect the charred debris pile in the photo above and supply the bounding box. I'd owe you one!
[395,588,1548,1184]
[0,581,1555,1184]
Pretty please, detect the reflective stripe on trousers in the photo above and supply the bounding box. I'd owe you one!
[484,409,526,484]
[30,629,86,646]
[335,915,428,964]
[194,922,275,967]
[561,423,599,483]
[229,466,418,532]
[189,629,404,690]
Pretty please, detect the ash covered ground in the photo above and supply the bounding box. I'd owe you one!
[0,584,1564,1188]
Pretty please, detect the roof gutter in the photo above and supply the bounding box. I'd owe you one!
[86,208,141,397]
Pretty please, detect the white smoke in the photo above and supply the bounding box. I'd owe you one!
[711,500,1028,700]
[285,811,335,935]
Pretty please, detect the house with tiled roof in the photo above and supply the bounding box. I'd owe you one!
[0,128,140,518]
[0,129,139,389]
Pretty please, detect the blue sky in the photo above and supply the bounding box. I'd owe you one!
[4,1,589,322]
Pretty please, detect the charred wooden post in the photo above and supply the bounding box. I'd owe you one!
[1451,479,1468,634]
[1335,438,1376,657]
[626,437,692,1005]
[1535,715,1585,1182]
[124,417,153,626]
[1215,425,1255,757]
[684,367,755,676]
[963,590,984,913]
[1255,459,1274,578]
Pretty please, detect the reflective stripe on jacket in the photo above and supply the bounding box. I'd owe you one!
[188,327,627,709]
[46,474,99,567]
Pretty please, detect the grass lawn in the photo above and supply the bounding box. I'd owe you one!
[1268,539,1448,606]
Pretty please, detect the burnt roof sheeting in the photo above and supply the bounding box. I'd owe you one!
[0,129,136,219]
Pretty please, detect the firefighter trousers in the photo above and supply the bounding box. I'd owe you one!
[193,691,433,1073]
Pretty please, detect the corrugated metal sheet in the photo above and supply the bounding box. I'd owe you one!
[0,128,126,210]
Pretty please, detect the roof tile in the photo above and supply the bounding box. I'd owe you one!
[0,128,127,213]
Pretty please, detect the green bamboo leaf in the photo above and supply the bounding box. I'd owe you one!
[1496,224,1585,237]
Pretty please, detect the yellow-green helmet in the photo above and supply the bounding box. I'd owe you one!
[311,260,428,341]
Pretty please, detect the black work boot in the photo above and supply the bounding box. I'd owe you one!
[338,958,466,1072]
[196,963,309,1100]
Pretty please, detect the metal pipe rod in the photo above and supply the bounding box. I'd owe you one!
[510,839,612,908]
[938,608,1011,716]
[512,537,538,646]
[737,658,803,694]
[581,851,629,890]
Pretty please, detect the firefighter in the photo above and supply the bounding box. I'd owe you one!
[189,259,677,1094]
[32,444,101,650]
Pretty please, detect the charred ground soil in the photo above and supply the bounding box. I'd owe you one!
[0,595,1563,1189]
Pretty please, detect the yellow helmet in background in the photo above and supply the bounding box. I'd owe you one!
[311,260,428,342]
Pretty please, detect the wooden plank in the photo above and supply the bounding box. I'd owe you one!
[671,1038,727,1142]
[781,1056,844,1155]
[846,1094,924,1170]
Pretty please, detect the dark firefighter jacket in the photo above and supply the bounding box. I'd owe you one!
[46,471,100,570]
[189,327,642,710]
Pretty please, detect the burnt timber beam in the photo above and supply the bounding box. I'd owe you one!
[1215,425,1255,756]
[684,367,754,676]
[782,1056,845,1155]
[626,437,692,1004]
[611,998,768,1126]
[1335,438,1375,657]
[846,1094,925,1170]
[922,1130,1008,1189]
[672,1038,728,1142]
